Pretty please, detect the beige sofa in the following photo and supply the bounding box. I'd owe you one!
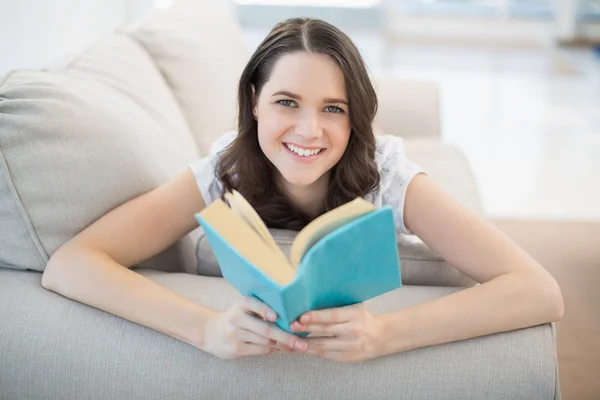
[0,1,560,399]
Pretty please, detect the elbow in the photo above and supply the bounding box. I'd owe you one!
[551,285,565,322]
[42,246,72,292]
[41,255,60,291]
[538,272,564,323]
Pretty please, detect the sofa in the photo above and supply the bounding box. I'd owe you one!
[0,1,560,399]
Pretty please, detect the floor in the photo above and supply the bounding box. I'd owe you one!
[490,217,600,400]
[243,28,600,222]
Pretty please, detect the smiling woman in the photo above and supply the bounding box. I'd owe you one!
[42,16,563,365]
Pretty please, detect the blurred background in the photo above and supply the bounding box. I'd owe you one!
[2,0,598,222]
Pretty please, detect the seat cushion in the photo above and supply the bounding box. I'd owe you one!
[0,268,560,400]
[0,34,200,273]
[128,0,250,155]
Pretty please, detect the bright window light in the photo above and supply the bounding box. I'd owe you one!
[155,0,174,9]
[234,0,380,8]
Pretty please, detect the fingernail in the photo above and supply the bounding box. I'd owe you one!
[267,310,277,321]
[295,341,306,350]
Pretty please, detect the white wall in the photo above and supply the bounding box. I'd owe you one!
[0,0,148,78]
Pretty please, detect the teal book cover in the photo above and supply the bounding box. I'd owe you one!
[195,206,402,338]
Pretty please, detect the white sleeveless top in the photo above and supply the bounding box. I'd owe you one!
[188,131,427,235]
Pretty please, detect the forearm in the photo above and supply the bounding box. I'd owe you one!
[377,271,563,356]
[42,247,217,349]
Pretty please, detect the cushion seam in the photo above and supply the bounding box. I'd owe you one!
[0,143,49,263]
[124,31,197,143]
[61,34,103,72]
[551,322,561,399]
[0,69,16,87]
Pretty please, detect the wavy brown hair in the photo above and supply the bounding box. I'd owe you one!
[216,18,379,231]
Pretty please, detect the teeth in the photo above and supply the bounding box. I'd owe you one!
[285,143,322,157]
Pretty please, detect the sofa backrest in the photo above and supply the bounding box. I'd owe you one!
[373,77,441,140]
[126,0,250,156]
[0,33,201,273]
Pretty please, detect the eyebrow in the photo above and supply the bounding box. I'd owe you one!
[271,90,348,106]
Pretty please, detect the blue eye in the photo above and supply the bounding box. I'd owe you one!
[325,105,345,114]
[276,99,298,108]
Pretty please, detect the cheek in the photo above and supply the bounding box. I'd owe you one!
[257,110,294,142]
[329,124,352,153]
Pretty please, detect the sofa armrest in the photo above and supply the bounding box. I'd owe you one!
[373,76,441,140]
[0,268,561,400]
[398,233,478,287]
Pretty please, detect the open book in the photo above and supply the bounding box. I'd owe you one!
[195,190,402,337]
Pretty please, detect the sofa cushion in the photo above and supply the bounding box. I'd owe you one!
[404,138,484,216]
[0,34,201,272]
[0,267,560,400]
[128,0,250,156]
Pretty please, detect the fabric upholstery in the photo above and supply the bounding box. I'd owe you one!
[127,0,250,156]
[0,34,200,273]
[0,268,560,400]
[405,138,484,216]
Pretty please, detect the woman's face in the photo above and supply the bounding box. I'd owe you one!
[253,52,351,189]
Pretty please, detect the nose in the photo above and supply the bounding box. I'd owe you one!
[295,110,322,139]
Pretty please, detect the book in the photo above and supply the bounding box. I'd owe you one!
[195,190,402,337]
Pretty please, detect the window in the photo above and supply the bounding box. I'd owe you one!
[388,0,554,19]
[580,0,600,21]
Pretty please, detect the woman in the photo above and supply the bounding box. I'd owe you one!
[42,18,563,364]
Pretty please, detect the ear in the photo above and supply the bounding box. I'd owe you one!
[251,85,257,120]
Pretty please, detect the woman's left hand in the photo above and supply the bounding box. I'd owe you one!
[290,303,386,364]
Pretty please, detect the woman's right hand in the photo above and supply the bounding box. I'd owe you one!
[200,296,308,359]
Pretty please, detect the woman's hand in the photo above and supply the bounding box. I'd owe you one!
[290,303,385,364]
[200,296,308,359]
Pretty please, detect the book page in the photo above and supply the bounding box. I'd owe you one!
[289,197,376,269]
[198,199,296,285]
[225,190,288,261]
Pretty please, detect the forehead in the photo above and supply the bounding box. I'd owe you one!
[263,52,347,99]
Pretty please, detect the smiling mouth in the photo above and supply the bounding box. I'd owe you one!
[283,143,326,157]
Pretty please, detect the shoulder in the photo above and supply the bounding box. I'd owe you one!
[207,130,238,156]
[374,133,423,190]
[188,131,238,206]
[374,134,408,173]
[369,134,428,234]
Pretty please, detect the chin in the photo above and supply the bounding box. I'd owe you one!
[278,168,324,187]
[281,173,320,187]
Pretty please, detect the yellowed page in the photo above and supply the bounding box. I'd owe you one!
[198,200,295,286]
[225,191,289,261]
[289,197,376,269]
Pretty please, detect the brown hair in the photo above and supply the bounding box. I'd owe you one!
[216,18,379,231]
